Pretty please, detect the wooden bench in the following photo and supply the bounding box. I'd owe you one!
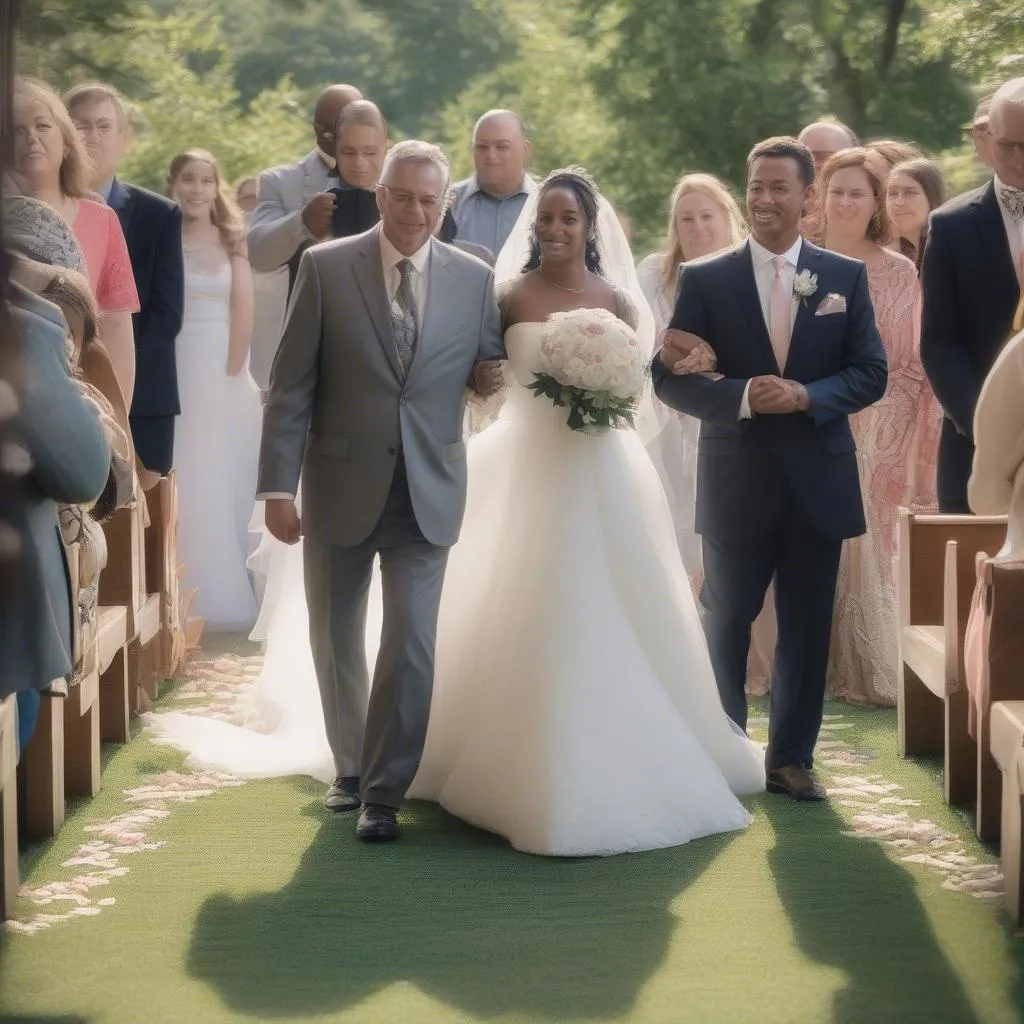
[990,700,1024,925]
[18,692,64,839]
[0,694,18,921]
[897,510,1007,806]
[99,500,161,714]
[144,473,183,689]
[975,561,1024,840]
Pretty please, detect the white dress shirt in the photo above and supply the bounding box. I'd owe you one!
[738,235,803,419]
[259,230,433,501]
[994,176,1024,285]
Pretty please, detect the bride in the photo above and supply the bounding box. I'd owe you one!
[151,167,764,857]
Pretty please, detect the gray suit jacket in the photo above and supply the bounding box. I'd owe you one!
[258,226,504,548]
[247,150,333,274]
[2,285,111,694]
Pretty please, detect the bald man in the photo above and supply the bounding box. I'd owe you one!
[247,83,363,275]
[922,78,1024,511]
[797,120,859,172]
[447,108,535,261]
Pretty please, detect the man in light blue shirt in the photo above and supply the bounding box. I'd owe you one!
[448,109,535,262]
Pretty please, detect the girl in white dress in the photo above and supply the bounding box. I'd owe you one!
[169,149,262,630]
[152,169,764,857]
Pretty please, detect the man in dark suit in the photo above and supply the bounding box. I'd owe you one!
[652,137,887,801]
[921,77,1024,512]
[65,83,184,476]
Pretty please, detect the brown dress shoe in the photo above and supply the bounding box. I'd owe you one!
[766,764,827,802]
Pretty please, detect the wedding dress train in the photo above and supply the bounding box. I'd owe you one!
[151,315,763,856]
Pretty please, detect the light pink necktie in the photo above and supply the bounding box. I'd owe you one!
[768,255,791,372]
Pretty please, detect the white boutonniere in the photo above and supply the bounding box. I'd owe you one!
[793,269,818,304]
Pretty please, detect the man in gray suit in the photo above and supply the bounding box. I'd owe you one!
[259,140,505,842]
[247,84,362,383]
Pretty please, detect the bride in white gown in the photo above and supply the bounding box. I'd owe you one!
[150,168,764,856]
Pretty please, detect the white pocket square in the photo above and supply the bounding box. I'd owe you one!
[814,293,847,316]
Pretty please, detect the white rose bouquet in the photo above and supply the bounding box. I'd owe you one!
[529,308,646,433]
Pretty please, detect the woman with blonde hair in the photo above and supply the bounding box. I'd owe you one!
[9,77,139,405]
[637,173,746,583]
[816,146,940,705]
[167,148,261,630]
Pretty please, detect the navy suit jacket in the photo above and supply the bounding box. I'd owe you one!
[651,239,888,543]
[920,180,1019,441]
[108,179,184,418]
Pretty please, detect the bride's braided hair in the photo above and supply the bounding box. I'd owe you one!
[524,166,604,276]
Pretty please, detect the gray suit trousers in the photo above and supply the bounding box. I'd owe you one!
[303,457,449,808]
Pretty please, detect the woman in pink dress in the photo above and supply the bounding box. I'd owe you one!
[817,147,941,704]
[10,77,139,406]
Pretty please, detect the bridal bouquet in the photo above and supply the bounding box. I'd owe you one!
[529,308,645,433]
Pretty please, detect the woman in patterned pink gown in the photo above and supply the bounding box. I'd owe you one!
[817,147,941,704]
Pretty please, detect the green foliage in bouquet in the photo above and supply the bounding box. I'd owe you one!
[528,373,638,433]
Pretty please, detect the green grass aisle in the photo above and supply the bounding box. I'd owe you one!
[1,639,1023,1024]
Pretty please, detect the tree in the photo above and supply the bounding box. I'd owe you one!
[94,7,309,190]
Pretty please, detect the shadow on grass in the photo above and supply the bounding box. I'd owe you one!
[766,797,1015,1024]
[188,800,735,1020]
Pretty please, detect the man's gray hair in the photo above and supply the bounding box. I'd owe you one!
[380,140,450,193]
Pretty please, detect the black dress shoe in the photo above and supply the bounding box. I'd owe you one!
[324,776,360,812]
[356,803,399,842]
[766,764,827,802]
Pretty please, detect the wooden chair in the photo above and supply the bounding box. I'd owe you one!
[975,561,1024,840]
[990,700,1024,925]
[98,606,130,743]
[0,694,18,921]
[897,510,1007,806]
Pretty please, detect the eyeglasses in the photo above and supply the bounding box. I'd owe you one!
[73,120,120,138]
[377,184,442,211]
[994,138,1024,160]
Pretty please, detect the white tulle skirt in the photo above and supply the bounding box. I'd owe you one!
[151,386,764,856]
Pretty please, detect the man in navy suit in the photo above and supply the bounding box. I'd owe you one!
[652,137,887,801]
[65,83,184,475]
[921,77,1024,513]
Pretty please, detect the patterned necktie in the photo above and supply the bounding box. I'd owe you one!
[768,255,792,372]
[391,258,419,376]
[1000,184,1024,222]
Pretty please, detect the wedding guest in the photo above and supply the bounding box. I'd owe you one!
[235,176,258,216]
[637,173,746,579]
[65,82,185,478]
[168,149,262,630]
[797,119,859,172]
[817,147,939,704]
[969,326,1024,554]
[448,109,535,258]
[3,275,110,703]
[921,77,1024,512]
[10,78,139,406]
[239,174,286,394]
[886,158,946,270]
[963,326,1024,737]
[971,93,996,169]
[866,138,923,173]
[247,83,362,277]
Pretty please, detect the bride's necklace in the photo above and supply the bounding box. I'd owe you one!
[538,269,585,294]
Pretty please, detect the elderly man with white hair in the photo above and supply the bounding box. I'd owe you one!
[921,77,1024,512]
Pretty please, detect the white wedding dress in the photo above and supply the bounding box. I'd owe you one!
[151,312,764,857]
[173,251,263,629]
